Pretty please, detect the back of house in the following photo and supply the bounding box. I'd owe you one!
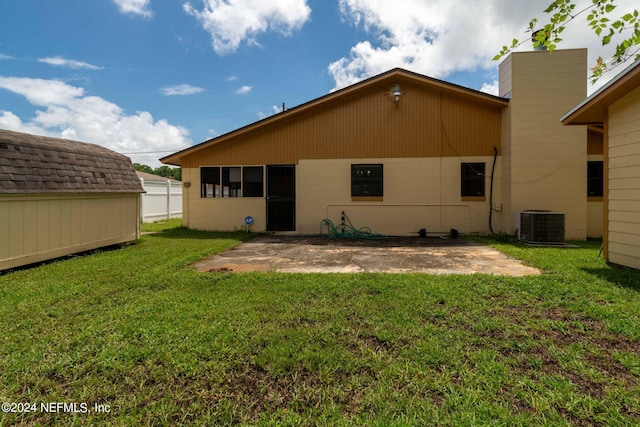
[163,49,603,242]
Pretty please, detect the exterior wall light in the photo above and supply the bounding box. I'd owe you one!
[392,84,402,102]
[386,83,404,104]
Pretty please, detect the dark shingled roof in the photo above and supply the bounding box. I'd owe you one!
[0,129,144,194]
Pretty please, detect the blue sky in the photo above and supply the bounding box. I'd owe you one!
[0,0,634,166]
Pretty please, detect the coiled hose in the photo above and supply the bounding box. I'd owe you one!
[320,211,388,239]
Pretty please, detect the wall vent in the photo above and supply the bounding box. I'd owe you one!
[516,211,565,243]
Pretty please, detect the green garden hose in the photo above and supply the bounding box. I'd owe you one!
[320,211,388,240]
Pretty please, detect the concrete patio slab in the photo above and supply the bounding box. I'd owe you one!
[193,235,540,275]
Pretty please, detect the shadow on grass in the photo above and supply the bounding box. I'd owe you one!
[0,243,133,276]
[582,264,640,292]
[147,226,255,241]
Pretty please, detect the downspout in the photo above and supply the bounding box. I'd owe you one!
[489,146,498,235]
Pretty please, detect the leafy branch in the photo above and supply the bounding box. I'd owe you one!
[494,0,640,83]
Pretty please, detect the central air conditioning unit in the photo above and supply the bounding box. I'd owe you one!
[515,211,565,243]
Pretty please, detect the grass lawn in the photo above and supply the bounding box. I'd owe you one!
[1,222,639,426]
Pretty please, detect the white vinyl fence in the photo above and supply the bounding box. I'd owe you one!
[139,178,182,223]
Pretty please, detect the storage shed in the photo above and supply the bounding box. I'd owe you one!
[0,129,144,270]
[562,59,640,269]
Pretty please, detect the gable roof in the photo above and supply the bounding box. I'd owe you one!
[0,129,144,194]
[161,68,509,166]
[562,59,640,125]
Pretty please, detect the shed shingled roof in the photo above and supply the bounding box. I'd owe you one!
[0,129,144,194]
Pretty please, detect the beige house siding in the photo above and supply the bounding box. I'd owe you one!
[607,85,640,269]
[500,49,589,239]
[0,193,140,270]
[183,155,501,236]
[499,56,513,235]
[587,154,604,238]
[182,167,266,231]
[587,202,604,238]
[297,157,500,236]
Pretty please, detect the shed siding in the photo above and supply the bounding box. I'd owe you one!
[182,80,502,169]
[607,86,640,269]
[0,194,140,270]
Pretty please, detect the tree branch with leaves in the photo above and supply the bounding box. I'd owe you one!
[494,0,640,83]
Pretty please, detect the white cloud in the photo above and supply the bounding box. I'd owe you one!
[0,76,191,167]
[257,105,283,120]
[112,0,153,18]
[234,85,252,95]
[183,0,311,54]
[329,0,638,92]
[0,111,49,135]
[160,84,205,96]
[0,54,15,60]
[38,56,103,70]
[479,80,499,96]
[329,0,545,89]
[226,75,238,81]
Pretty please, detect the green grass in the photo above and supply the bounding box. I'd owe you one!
[141,218,183,233]
[1,222,639,426]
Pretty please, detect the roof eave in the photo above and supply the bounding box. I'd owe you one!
[562,59,640,126]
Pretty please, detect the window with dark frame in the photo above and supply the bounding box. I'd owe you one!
[243,166,264,197]
[222,167,242,197]
[200,166,264,198]
[201,167,220,198]
[587,161,604,197]
[351,164,383,197]
[461,163,485,198]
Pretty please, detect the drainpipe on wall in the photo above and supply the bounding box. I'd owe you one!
[489,146,498,235]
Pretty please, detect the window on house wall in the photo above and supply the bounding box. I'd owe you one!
[461,163,485,198]
[243,166,264,197]
[222,167,242,197]
[200,166,264,198]
[587,161,604,197]
[351,164,383,198]
[201,167,220,198]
